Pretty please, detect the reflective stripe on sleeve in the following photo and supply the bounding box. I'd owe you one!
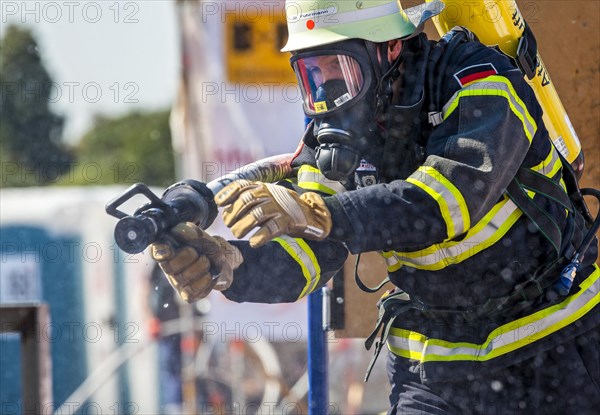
[406,165,470,239]
[385,145,567,272]
[273,235,321,299]
[383,195,522,271]
[387,264,600,362]
[298,165,347,195]
[442,75,537,143]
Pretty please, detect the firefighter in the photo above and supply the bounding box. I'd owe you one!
[151,0,600,413]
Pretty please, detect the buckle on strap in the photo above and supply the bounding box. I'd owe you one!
[516,23,538,80]
[428,111,443,126]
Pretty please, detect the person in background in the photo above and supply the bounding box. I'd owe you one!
[146,264,183,414]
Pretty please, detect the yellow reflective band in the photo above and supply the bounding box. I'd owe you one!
[528,147,569,218]
[296,237,321,296]
[387,330,427,360]
[297,182,337,195]
[406,177,456,237]
[384,195,523,271]
[387,265,600,363]
[546,154,562,178]
[443,76,537,143]
[560,178,567,193]
[531,147,554,172]
[407,166,470,239]
[298,165,346,195]
[528,147,568,218]
[273,236,321,299]
[532,147,562,178]
[298,182,335,195]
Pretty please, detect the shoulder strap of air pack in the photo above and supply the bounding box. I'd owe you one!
[508,149,596,253]
[426,26,477,126]
[506,165,575,257]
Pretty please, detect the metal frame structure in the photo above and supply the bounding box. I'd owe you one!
[0,303,53,414]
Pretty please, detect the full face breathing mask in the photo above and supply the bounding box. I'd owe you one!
[291,39,388,181]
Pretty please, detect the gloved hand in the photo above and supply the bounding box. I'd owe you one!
[215,180,332,247]
[151,223,243,303]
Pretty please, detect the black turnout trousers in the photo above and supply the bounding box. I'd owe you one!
[387,327,600,415]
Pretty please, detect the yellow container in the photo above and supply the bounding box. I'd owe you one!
[428,0,584,176]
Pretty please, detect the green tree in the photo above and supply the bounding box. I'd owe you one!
[0,25,72,187]
[66,110,175,187]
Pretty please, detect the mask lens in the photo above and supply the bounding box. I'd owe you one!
[292,54,364,116]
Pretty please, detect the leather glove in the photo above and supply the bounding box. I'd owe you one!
[214,180,332,248]
[151,223,243,303]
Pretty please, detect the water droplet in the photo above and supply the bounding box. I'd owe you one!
[491,380,503,392]
[163,303,169,308]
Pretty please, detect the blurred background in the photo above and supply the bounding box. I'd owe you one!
[0,1,598,414]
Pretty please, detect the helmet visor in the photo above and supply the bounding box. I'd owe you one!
[292,53,365,117]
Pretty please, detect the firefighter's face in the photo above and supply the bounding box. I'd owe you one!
[305,55,343,84]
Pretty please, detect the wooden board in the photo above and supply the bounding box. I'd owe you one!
[333,252,392,339]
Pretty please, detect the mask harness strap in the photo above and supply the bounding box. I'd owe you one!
[379,35,431,181]
[364,40,402,121]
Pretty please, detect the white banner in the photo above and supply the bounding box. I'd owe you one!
[170,0,306,183]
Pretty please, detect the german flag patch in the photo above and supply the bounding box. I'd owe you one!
[454,63,498,87]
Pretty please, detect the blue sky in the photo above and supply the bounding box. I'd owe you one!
[1,1,180,143]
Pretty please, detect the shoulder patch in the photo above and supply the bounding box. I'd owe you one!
[454,63,498,87]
